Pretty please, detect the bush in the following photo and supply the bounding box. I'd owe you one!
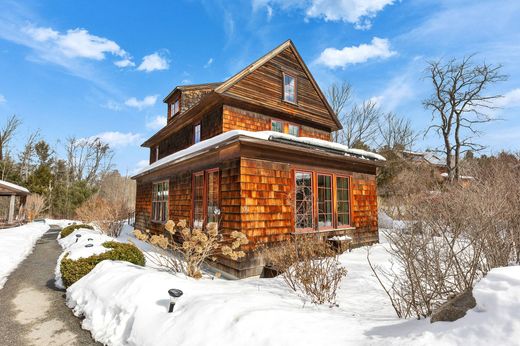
[60,224,94,238]
[263,235,347,306]
[60,241,145,288]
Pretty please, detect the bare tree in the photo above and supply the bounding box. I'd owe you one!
[326,82,352,142]
[18,130,40,181]
[0,115,22,161]
[378,112,417,150]
[66,137,113,184]
[342,100,380,148]
[423,55,507,181]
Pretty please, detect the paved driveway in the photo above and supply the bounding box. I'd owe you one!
[0,226,100,346]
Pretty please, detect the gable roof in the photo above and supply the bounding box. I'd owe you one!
[214,40,342,129]
[163,82,222,103]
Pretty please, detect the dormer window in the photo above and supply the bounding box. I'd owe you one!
[283,73,297,103]
[171,99,180,117]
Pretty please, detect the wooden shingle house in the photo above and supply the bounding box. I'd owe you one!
[133,40,385,278]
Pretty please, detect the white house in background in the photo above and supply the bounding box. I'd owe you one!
[0,180,30,226]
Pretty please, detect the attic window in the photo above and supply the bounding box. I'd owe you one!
[283,73,297,103]
[194,123,201,144]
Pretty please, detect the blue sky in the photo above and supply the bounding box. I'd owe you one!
[0,0,519,174]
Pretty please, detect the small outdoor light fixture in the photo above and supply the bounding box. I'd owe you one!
[88,238,93,241]
[85,244,93,248]
[75,234,82,243]
[168,289,183,312]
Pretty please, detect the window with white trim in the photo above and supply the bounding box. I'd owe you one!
[152,181,169,223]
[172,99,180,116]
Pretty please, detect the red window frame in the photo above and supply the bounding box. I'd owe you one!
[152,180,169,223]
[191,168,220,228]
[294,170,314,232]
[335,175,352,228]
[317,173,334,230]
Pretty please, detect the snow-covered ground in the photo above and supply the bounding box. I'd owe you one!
[60,225,520,346]
[0,222,50,289]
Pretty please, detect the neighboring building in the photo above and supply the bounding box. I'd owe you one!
[0,180,30,227]
[133,40,385,278]
[401,150,474,183]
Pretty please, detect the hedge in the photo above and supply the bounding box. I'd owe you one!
[60,241,145,288]
[60,224,94,238]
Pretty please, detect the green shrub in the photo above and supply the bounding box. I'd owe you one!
[60,241,145,288]
[60,224,94,238]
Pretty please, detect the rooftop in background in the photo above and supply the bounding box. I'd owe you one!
[0,180,30,196]
[402,150,447,167]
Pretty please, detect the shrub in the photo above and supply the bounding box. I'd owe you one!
[263,235,347,306]
[60,224,94,238]
[134,219,248,279]
[60,241,145,288]
[25,194,48,221]
[76,195,131,237]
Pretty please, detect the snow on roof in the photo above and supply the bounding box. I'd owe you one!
[403,150,446,166]
[0,179,30,194]
[134,130,385,177]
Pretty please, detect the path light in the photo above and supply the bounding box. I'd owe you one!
[88,238,93,241]
[168,289,183,312]
[75,234,82,243]
[85,244,93,248]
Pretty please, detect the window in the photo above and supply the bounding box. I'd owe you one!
[193,173,204,228]
[171,99,180,116]
[271,120,283,133]
[155,146,159,161]
[295,172,313,230]
[206,170,220,223]
[192,169,220,228]
[317,174,333,228]
[336,176,350,227]
[194,124,201,144]
[288,124,300,137]
[283,73,296,103]
[152,181,169,223]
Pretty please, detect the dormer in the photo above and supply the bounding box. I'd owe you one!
[163,83,221,123]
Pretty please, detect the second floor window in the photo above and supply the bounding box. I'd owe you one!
[288,124,300,137]
[283,73,296,103]
[194,124,201,144]
[172,99,180,116]
[271,120,283,133]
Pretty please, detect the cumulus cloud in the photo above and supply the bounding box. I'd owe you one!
[495,88,520,108]
[132,159,150,175]
[0,94,5,104]
[146,115,167,130]
[253,0,394,29]
[315,37,396,69]
[23,25,129,61]
[90,131,143,148]
[114,58,135,68]
[137,52,169,72]
[124,95,158,110]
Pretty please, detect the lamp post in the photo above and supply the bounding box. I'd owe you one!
[168,289,183,312]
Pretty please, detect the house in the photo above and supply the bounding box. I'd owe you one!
[133,40,385,278]
[0,179,30,227]
[401,150,474,184]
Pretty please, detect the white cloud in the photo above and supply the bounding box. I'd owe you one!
[0,94,5,104]
[137,52,169,72]
[204,58,213,68]
[253,0,394,29]
[103,100,123,111]
[124,95,158,110]
[131,159,149,175]
[315,37,396,69]
[23,26,128,60]
[146,115,167,130]
[90,131,142,148]
[495,88,520,108]
[114,58,135,68]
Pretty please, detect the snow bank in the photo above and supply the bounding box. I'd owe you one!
[54,227,112,289]
[0,222,49,289]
